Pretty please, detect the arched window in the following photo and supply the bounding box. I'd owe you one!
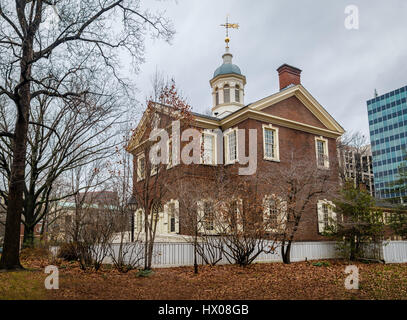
[235,85,240,102]
[215,87,219,105]
[223,84,230,103]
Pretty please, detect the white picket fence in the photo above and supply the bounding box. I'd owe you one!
[383,241,407,263]
[104,241,339,267]
[51,240,407,268]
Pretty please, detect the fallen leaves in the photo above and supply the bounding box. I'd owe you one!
[1,255,407,300]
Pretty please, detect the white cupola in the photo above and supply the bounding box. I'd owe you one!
[209,40,246,118]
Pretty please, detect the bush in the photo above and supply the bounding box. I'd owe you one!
[57,242,79,261]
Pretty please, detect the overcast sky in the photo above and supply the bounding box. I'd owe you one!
[132,0,407,138]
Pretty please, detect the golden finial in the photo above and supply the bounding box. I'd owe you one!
[220,15,239,49]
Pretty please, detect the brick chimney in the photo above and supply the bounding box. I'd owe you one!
[277,64,302,90]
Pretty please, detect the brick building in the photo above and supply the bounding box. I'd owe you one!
[127,41,345,242]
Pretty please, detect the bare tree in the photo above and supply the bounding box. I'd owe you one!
[0,89,125,248]
[263,147,337,264]
[171,169,224,273]
[59,166,120,271]
[211,171,277,267]
[106,123,144,272]
[129,76,192,271]
[0,0,174,270]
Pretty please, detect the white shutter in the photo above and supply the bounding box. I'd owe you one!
[262,196,269,227]
[197,200,204,232]
[163,203,169,233]
[279,200,288,230]
[224,134,229,164]
[317,201,325,233]
[175,200,180,234]
[330,202,337,230]
[237,199,243,232]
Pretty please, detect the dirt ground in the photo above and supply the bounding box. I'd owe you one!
[1,253,407,300]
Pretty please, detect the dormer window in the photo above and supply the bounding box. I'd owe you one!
[224,84,230,103]
[235,85,240,103]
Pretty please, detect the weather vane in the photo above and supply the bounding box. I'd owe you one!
[220,15,239,49]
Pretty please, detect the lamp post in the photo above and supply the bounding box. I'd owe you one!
[127,197,137,242]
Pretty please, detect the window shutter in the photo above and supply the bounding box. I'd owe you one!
[163,203,170,233]
[317,201,325,233]
[197,201,204,232]
[237,199,243,232]
[224,134,229,164]
[262,196,269,225]
[175,200,180,234]
[330,203,337,230]
[279,200,288,230]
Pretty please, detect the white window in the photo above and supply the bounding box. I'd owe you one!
[228,199,243,232]
[165,200,179,234]
[263,125,279,161]
[224,84,230,103]
[197,200,218,234]
[151,164,158,176]
[167,138,173,168]
[137,153,145,181]
[202,133,216,165]
[225,129,238,164]
[317,200,336,233]
[315,136,329,168]
[235,85,240,103]
[263,195,286,232]
[203,201,214,231]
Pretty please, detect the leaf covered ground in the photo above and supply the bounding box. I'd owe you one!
[1,252,407,300]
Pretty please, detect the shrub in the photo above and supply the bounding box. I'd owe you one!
[57,242,79,261]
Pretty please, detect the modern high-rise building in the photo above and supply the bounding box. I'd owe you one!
[338,145,375,196]
[367,85,407,200]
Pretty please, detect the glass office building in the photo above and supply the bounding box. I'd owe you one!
[367,85,407,200]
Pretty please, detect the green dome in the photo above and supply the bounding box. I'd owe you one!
[213,63,242,78]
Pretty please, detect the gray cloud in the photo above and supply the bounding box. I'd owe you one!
[133,0,407,138]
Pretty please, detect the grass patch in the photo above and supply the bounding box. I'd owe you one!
[0,270,47,300]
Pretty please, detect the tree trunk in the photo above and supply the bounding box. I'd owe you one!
[0,62,31,270]
[281,241,292,264]
[0,25,35,269]
[0,112,29,269]
[23,225,35,249]
[22,203,36,248]
[193,230,198,274]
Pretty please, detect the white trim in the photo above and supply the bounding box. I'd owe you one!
[262,124,280,162]
[201,130,217,166]
[136,153,145,181]
[167,138,176,169]
[164,199,179,234]
[150,164,158,176]
[315,136,329,169]
[135,208,144,233]
[317,199,336,233]
[197,199,217,235]
[224,127,238,165]
[263,195,287,232]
